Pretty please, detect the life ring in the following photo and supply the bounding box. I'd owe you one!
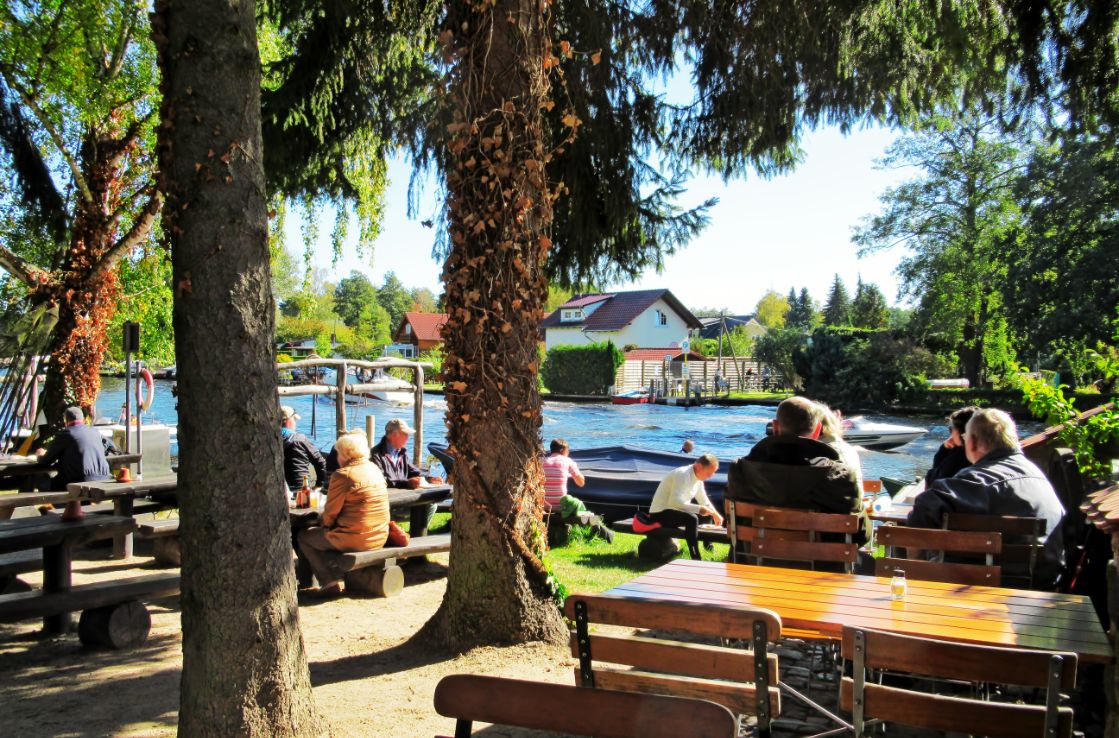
[136,367,155,412]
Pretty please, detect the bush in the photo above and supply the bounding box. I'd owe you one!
[797,328,941,408]
[541,342,624,395]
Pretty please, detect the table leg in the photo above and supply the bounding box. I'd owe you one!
[408,503,435,565]
[43,542,72,634]
[112,498,134,559]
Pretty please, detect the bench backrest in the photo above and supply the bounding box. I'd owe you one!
[875,525,1002,586]
[727,500,861,573]
[433,673,738,738]
[840,626,1076,738]
[563,593,781,733]
[942,512,1045,588]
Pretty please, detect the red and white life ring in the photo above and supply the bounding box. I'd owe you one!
[136,367,155,412]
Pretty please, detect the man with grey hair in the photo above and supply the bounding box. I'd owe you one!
[908,408,1066,588]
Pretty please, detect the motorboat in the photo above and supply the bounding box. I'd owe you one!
[611,388,651,405]
[841,416,926,451]
[429,442,729,521]
[353,369,415,404]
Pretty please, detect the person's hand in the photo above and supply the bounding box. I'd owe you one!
[426,475,444,485]
[34,448,45,457]
[407,476,422,489]
[712,512,725,528]
[699,505,713,518]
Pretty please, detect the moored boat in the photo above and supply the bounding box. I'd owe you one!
[841,416,926,451]
[611,388,651,405]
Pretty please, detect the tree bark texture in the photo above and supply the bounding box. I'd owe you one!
[424,0,567,648]
[154,2,322,735]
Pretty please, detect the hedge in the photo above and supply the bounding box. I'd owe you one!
[541,342,624,395]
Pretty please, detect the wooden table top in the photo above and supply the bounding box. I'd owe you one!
[68,474,178,501]
[606,558,1112,664]
[288,485,452,520]
[0,515,134,553]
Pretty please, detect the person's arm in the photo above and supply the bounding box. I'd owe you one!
[694,483,723,526]
[322,473,348,528]
[569,459,585,487]
[668,472,703,515]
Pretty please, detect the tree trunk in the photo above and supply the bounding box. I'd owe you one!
[423,0,566,648]
[154,1,322,735]
[959,312,982,388]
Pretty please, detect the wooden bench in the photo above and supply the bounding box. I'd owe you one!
[327,533,451,597]
[612,517,729,560]
[0,549,42,592]
[564,592,782,736]
[0,572,180,648]
[136,519,182,566]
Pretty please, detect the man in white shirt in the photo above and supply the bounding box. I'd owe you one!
[649,454,724,559]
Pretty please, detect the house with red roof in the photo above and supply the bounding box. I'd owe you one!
[394,311,449,352]
[542,289,702,351]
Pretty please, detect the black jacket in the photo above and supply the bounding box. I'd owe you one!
[39,424,112,491]
[727,435,862,515]
[282,431,326,490]
[907,448,1066,587]
[924,444,970,488]
[371,435,422,489]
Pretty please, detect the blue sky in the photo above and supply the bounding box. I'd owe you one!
[292,123,919,316]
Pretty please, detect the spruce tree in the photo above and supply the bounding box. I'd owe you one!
[823,275,852,326]
[851,278,890,329]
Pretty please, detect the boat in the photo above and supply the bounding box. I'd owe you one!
[355,370,415,404]
[429,442,729,521]
[611,388,651,405]
[841,416,926,451]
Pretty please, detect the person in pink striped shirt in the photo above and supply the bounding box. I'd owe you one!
[542,438,585,512]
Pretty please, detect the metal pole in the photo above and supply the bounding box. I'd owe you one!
[335,361,347,438]
[123,350,132,453]
[413,365,424,469]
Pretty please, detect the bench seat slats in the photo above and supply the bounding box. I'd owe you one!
[576,666,780,716]
[0,573,180,622]
[335,533,451,570]
[137,519,181,537]
[0,549,42,578]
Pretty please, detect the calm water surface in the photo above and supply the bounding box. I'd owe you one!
[94,376,982,482]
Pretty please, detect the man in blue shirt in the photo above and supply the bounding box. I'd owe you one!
[36,406,112,490]
[370,418,426,489]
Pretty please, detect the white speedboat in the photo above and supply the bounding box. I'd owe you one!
[842,416,926,451]
[355,371,416,405]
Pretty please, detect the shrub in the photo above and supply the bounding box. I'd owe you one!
[541,342,624,395]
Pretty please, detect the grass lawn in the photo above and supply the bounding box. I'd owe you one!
[725,390,790,401]
[411,511,729,595]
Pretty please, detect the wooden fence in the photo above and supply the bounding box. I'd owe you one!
[613,358,783,395]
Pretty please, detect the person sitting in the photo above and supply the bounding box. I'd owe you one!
[680,439,695,454]
[35,406,112,490]
[296,433,389,599]
[649,454,724,560]
[817,404,864,492]
[907,408,1066,588]
[281,405,326,493]
[542,439,613,543]
[923,406,979,488]
[371,418,442,489]
[727,397,862,515]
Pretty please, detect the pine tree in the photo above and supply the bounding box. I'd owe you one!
[787,287,817,329]
[823,275,852,326]
[851,278,890,329]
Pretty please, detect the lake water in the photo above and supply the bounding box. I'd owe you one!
[94,376,963,482]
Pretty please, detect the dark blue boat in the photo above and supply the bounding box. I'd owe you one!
[428,442,728,521]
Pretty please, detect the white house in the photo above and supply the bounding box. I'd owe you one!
[542,289,702,351]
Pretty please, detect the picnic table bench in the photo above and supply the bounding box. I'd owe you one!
[69,474,178,559]
[0,454,144,521]
[0,514,180,646]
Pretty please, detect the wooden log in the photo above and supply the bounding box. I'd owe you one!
[152,537,182,567]
[78,601,152,649]
[43,542,71,634]
[344,563,404,597]
[638,535,679,562]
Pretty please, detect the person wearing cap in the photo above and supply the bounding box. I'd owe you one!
[371,418,441,489]
[281,405,326,492]
[35,406,112,490]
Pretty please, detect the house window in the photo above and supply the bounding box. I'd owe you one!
[654,309,667,326]
[405,324,412,335]
[561,309,584,322]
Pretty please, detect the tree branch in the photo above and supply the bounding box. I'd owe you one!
[83,188,163,285]
[0,243,47,286]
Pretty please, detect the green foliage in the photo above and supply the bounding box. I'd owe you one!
[823,275,852,326]
[541,342,624,395]
[410,286,439,313]
[786,287,818,330]
[696,325,756,359]
[377,271,412,332]
[333,271,378,328]
[851,278,889,329]
[797,329,938,407]
[754,328,808,390]
[754,290,789,329]
[106,250,175,365]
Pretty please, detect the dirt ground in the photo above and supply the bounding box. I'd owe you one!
[0,543,576,737]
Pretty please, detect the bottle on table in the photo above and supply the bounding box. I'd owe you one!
[296,475,312,509]
[890,568,908,601]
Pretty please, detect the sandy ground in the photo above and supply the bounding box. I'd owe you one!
[0,542,575,737]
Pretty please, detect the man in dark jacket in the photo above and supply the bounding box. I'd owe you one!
[727,397,861,515]
[370,418,425,489]
[36,406,112,490]
[908,408,1065,588]
[923,406,978,488]
[280,405,326,492]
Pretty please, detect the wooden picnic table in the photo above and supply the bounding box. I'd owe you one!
[0,453,145,522]
[68,473,178,559]
[607,558,1112,664]
[0,514,134,633]
[288,484,452,537]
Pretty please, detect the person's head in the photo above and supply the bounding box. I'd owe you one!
[946,406,979,448]
[549,438,569,456]
[681,439,695,454]
[280,405,299,430]
[63,406,84,426]
[384,418,415,450]
[334,432,370,467]
[773,397,822,439]
[692,453,719,481]
[964,408,1020,463]
[816,405,843,442]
